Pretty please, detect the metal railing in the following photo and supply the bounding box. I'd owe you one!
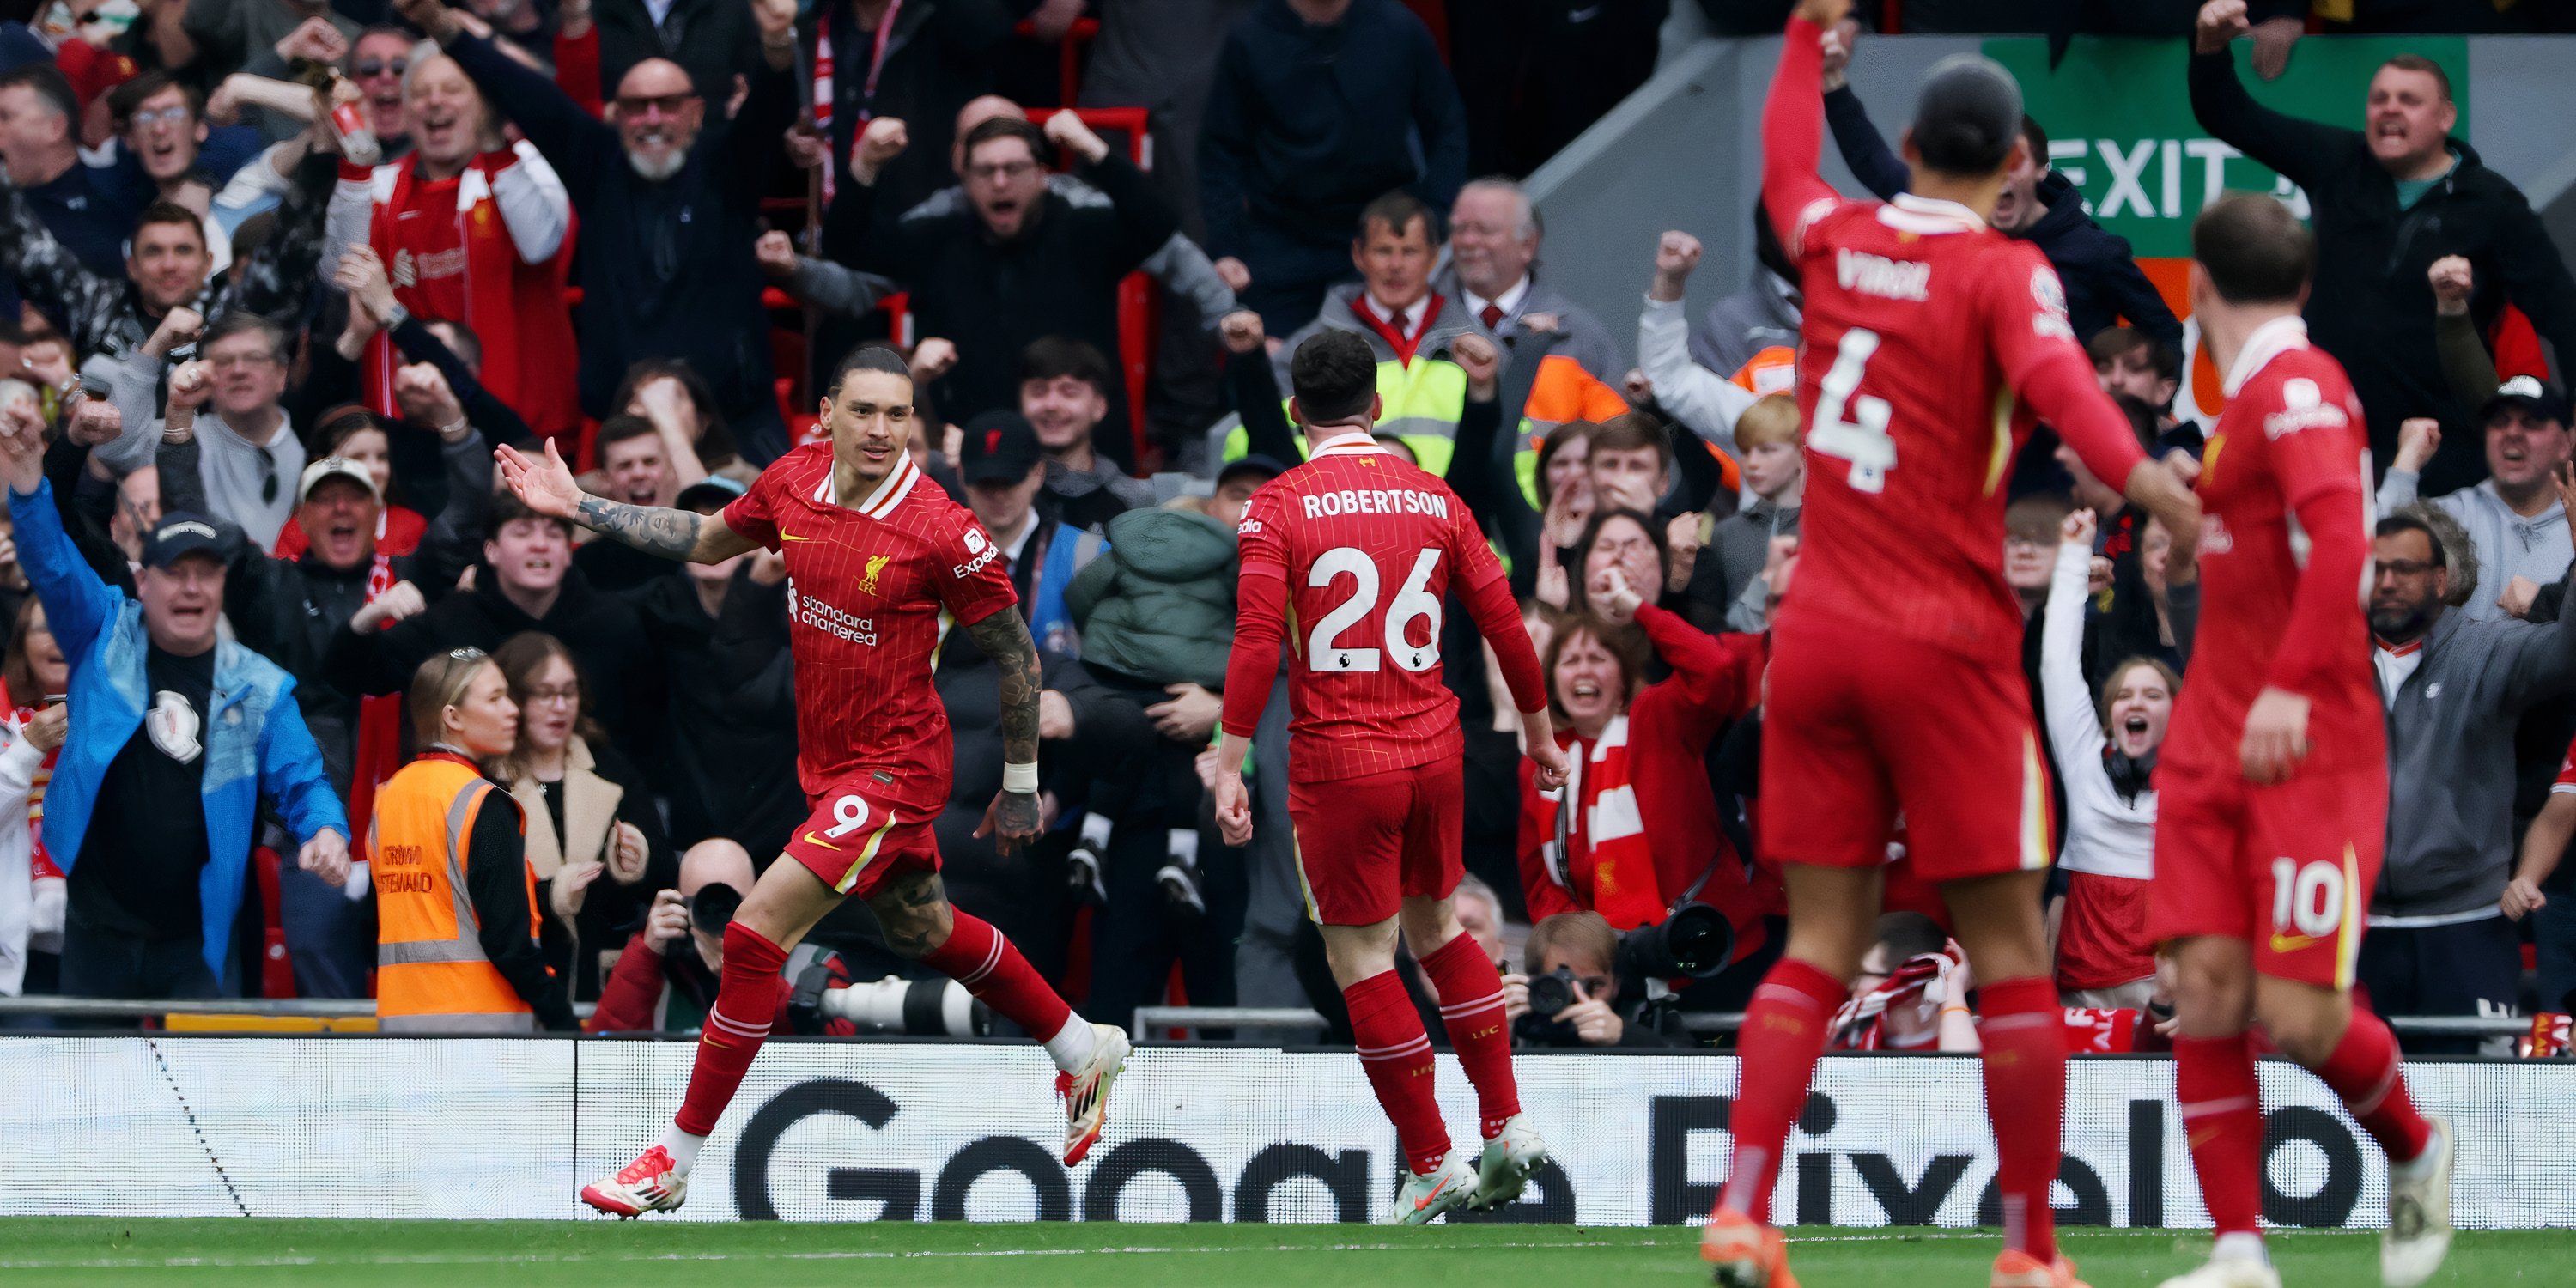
[0,997,2537,1044]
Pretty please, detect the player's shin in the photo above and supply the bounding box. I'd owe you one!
[1345,969,1452,1176]
[2172,1031,2265,1242]
[918,910,1084,1065]
[1975,976,2066,1265]
[1715,957,1844,1224]
[2310,1005,2433,1164]
[1419,932,1520,1138]
[669,920,794,1156]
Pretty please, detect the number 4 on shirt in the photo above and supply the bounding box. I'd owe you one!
[1810,327,1895,493]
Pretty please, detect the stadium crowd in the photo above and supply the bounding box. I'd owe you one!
[0,0,2571,1058]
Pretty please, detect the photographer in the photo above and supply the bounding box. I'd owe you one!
[1502,911,1686,1049]
[585,838,984,1041]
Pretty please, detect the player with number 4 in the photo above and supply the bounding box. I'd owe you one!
[1704,3,2202,1287]
[1212,330,1570,1227]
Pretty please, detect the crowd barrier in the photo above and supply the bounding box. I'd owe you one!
[3,1036,2567,1227]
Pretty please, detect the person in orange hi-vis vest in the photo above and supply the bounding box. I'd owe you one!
[369,647,573,1033]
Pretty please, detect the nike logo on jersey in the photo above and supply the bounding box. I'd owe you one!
[2269,933,2318,954]
[781,534,813,542]
[803,832,843,851]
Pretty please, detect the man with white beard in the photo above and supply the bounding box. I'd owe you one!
[393,0,799,465]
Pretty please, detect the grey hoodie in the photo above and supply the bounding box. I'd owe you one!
[2378,592,2576,920]
[2377,471,2572,622]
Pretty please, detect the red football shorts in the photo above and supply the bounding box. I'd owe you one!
[1762,617,2054,883]
[2148,762,2383,990]
[781,775,941,901]
[1285,758,1463,926]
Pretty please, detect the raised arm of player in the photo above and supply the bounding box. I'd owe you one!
[2243,399,2372,784]
[1761,0,1854,262]
[495,439,759,564]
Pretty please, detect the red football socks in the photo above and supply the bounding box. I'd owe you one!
[1716,957,1844,1223]
[920,911,1075,1042]
[2312,1005,2433,1163]
[1418,933,1522,1139]
[2173,1031,2265,1237]
[1345,969,1449,1175]
[1976,975,2065,1264]
[672,920,791,1138]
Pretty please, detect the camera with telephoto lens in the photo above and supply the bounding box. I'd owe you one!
[818,975,991,1037]
[1615,902,1733,983]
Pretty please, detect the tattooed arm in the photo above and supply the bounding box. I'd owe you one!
[965,608,1044,854]
[572,494,758,563]
[494,439,756,563]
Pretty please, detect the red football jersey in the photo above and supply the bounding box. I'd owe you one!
[1232,438,1508,784]
[1772,191,2114,661]
[722,446,1018,811]
[2162,319,2381,778]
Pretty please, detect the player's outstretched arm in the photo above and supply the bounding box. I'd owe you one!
[964,608,1044,854]
[494,438,756,564]
[1760,0,1850,256]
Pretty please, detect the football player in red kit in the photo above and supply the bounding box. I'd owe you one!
[1706,3,2203,1286]
[1212,329,1571,1225]
[498,346,1127,1218]
[2150,193,2452,1288]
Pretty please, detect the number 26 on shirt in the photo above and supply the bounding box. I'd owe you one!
[1809,327,1895,494]
[1308,547,1443,672]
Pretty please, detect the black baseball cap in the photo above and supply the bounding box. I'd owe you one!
[959,411,1044,487]
[2482,375,2570,427]
[139,512,231,570]
[674,476,748,513]
[1217,454,1287,490]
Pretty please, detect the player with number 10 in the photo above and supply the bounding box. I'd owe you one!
[1704,3,2202,1286]
[1212,329,1571,1226]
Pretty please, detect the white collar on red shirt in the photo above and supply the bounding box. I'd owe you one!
[1309,434,1387,459]
[2222,315,2311,398]
[1877,191,1986,236]
[815,451,921,518]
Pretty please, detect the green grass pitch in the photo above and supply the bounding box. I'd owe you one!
[0,1221,2567,1288]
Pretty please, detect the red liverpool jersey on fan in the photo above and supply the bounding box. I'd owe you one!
[721,445,1018,811]
[1765,188,2150,662]
[1230,439,1508,783]
[2161,317,2381,777]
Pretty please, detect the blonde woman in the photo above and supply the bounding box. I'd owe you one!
[370,647,572,1031]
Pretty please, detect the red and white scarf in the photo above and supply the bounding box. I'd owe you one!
[1528,716,1667,931]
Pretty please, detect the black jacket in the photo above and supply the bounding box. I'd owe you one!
[812,0,1017,221]
[591,0,762,120]
[2191,47,2576,495]
[624,567,804,860]
[824,151,1176,460]
[324,564,659,747]
[1823,84,2183,355]
[1197,0,1468,257]
[447,31,792,434]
